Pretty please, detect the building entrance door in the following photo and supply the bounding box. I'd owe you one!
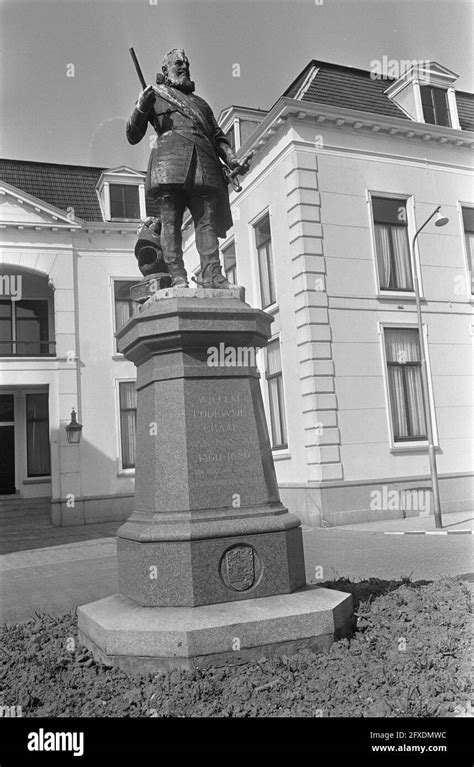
[0,395,15,494]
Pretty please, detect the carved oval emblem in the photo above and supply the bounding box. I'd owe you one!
[219,544,261,592]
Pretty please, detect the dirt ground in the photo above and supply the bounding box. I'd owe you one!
[0,577,471,718]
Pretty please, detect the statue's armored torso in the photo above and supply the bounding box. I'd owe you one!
[127,89,227,194]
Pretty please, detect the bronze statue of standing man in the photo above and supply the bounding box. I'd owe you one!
[127,48,249,289]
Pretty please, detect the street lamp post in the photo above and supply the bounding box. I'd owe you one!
[410,206,449,529]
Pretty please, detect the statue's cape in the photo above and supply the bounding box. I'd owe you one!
[151,78,233,238]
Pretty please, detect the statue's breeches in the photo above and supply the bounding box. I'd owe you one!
[157,191,219,266]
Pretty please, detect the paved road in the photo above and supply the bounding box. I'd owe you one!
[1,528,472,625]
[0,521,120,556]
[1,540,118,625]
[303,528,473,583]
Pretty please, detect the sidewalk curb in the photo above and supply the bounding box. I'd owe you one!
[384,530,474,535]
[303,527,474,534]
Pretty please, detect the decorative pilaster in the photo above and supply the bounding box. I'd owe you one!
[284,149,343,482]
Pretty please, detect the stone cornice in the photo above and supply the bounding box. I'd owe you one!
[0,219,139,235]
[238,96,474,160]
[79,222,139,235]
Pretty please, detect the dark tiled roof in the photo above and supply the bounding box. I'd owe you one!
[0,159,104,221]
[0,158,159,222]
[284,60,474,130]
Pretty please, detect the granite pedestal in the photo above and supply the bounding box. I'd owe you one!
[78,287,353,671]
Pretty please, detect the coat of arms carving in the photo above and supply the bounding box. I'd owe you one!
[221,544,258,592]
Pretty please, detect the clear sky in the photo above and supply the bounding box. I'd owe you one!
[1,0,472,170]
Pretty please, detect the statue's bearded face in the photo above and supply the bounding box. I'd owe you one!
[164,51,195,93]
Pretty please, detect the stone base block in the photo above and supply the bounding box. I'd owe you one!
[77,585,354,675]
[118,526,306,607]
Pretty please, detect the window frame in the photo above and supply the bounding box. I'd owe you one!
[25,391,51,478]
[265,335,288,450]
[368,191,422,300]
[379,322,438,451]
[116,378,137,474]
[0,391,16,493]
[458,202,474,297]
[253,211,277,311]
[420,85,451,128]
[221,238,237,285]
[111,278,140,355]
[108,183,141,222]
[0,298,54,357]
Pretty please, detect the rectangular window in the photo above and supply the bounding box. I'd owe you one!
[462,207,474,293]
[373,197,413,291]
[0,394,14,423]
[0,300,51,356]
[0,394,15,494]
[26,393,51,477]
[384,328,427,442]
[16,301,50,356]
[109,184,140,220]
[119,382,137,469]
[0,302,13,355]
[255,215,276,308]
[114,281,139,340]
[222,241,237,284]
[266,339,288,449]
[420,86,450,127]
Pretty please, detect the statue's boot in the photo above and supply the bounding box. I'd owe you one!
[167,259,189,288]
[200,259,232,289]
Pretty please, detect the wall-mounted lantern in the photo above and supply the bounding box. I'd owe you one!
[65,408,83,444]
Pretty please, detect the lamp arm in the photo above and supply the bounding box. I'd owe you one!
[411,205,441,252]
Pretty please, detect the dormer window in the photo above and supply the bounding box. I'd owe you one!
[420,86,450,127]
[109,184,140,220]
[96,167,147,223]
[385,61,460,130]
[218,107,267,154]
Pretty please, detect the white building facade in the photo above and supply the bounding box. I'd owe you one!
[0,164,148,524]
[183,60,474,525]
[1,59,473,527]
